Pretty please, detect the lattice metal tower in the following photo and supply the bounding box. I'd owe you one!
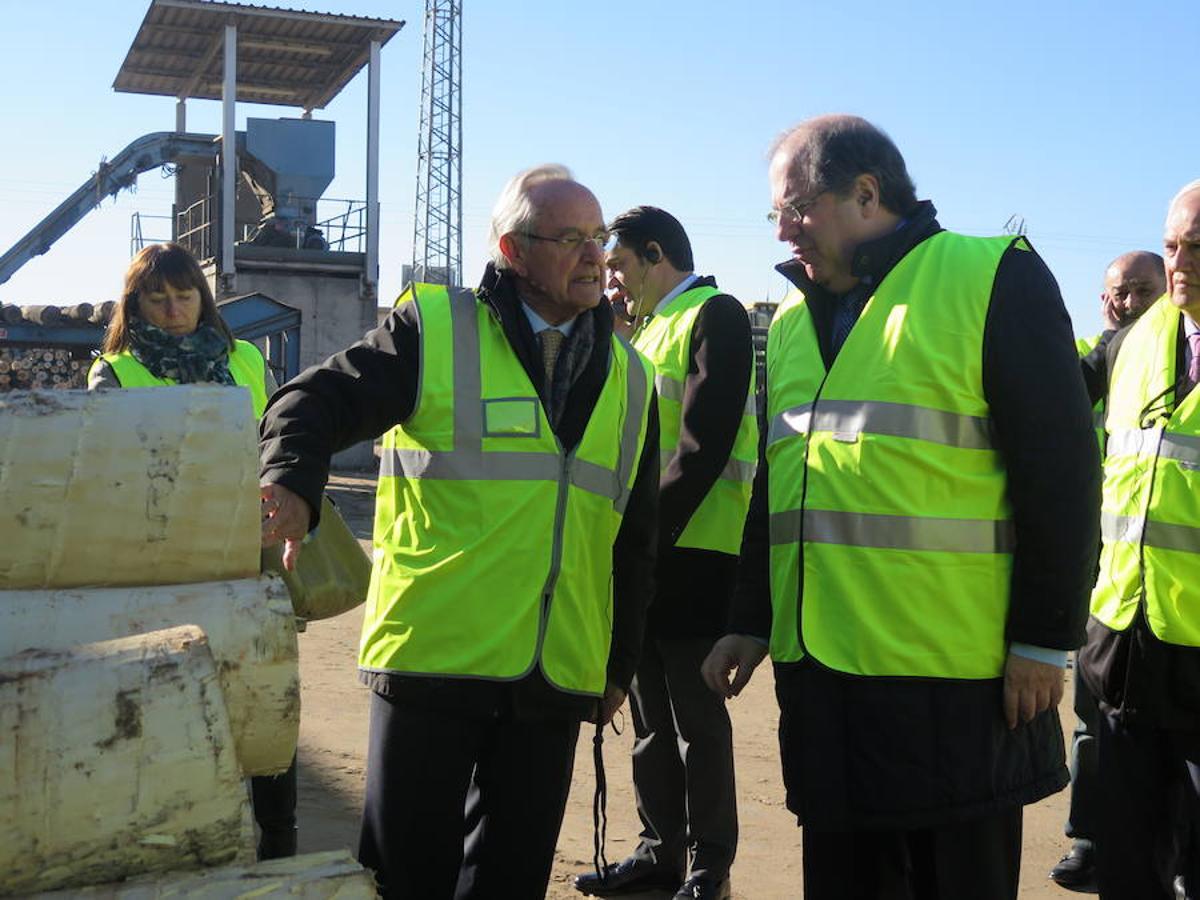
[411,0,462,287]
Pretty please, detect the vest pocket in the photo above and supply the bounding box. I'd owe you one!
[482,397,541,437]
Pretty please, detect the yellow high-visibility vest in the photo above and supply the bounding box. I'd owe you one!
[92,339,268,417]
[765,232,1019,678]
[360,284,654,695]
[632,285,757,554]
[1092,297,1200,646]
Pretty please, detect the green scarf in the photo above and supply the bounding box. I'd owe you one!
[128,318,235,385]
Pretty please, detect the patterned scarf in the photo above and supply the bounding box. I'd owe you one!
[128,318,235,385]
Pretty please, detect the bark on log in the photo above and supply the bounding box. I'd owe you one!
[23,304,65,325]
[0,626,255,896]
[0,577,299,776]
[0,387,260,589]
[27,850,377,899]
[90,300,115,324]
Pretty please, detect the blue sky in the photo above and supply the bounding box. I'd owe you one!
[0,0,1195,337]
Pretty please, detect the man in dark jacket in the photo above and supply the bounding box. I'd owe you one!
[701,115,1099,899]
[1052,250,1165,892]
[574,207,754,900]
[259,164,660,900]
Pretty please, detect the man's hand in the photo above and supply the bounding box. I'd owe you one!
[1002,652,1065,730]
[1101,292,1125,331]
[596,682,626,726]
[701,634,768,699]
[260,482,312,571]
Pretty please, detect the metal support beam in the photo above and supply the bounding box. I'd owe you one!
[365,39,381,295]
[220,24,237,292]
[175,98,186,133]
[412,1,462,287]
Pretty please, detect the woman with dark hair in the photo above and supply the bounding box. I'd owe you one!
[88,242,295,860]
[88,242,272,406]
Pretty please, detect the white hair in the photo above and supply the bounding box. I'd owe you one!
[488,163,574,269]
[1170,179,1200,211]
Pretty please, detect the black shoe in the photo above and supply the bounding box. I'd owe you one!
[1049,842,1097,891]
[574,856,682,896]
[674,875,731,900]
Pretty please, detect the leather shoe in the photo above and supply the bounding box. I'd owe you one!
[574,856,682,896]
[674,874,731,900]
[1049,842,1096,891]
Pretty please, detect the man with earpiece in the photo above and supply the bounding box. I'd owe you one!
[574,206,756,900]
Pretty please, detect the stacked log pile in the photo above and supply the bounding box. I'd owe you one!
[0,347,91,391]
[0,386,373,896]
[0,302,113,392]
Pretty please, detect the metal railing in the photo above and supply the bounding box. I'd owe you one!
[167,195,367,262]
[129,212,173,255]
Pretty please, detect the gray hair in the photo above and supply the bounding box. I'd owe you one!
[488,163,575,269]
[1170,179,1200,211]
[770,115,918,215]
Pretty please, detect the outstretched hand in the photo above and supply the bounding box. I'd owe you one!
[701,634,769,699]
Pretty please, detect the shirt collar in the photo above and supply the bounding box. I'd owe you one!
[652,273,700,316]
[521,301,576,337]
[1185,313,1200,338]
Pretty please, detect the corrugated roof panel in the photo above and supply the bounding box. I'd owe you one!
[113,0,403,109]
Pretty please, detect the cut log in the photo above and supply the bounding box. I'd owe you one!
[0,387,260,589]
[65,302,95,321]
[90,300,115,324]
[23,304,65,325]
[0,626,255,896]
[0,577,299,776]
[28,850,378,898]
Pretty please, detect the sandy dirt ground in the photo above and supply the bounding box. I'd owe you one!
[298,473,1085,899]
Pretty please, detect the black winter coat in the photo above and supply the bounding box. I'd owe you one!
[731,204,1099,829]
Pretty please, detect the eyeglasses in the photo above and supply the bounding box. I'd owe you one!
[523,229,612,251]
[767,192,826,226]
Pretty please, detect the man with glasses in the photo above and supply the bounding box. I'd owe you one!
[259,164,660,900]
[701,115,1099,898]
[1076,181,1200,899]
[574,206,755,900]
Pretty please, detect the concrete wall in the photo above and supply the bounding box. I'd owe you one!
[209,266,377,470]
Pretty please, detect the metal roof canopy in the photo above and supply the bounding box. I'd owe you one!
[113,0,403,111]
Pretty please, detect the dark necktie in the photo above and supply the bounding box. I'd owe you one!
[831,291,868,357]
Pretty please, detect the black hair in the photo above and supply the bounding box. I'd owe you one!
[607,205,694,272]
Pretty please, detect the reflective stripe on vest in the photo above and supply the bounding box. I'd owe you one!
[361,283,653,693]
[95,340,268,417]
[632,284,757,554]
[765,231,1017,678]
[1092,295,1200,645]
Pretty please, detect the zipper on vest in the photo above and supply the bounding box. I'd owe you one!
[1135,425,1166,604]
[793,369,833,657]
[533,450,573,664]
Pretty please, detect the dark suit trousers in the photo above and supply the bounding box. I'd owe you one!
[1065,663,1100,845]
[357,690,580,900]
[1096,709,1200,899]
[629,637,737,880]
[801,807,1022,900]
[250,753,298,839]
